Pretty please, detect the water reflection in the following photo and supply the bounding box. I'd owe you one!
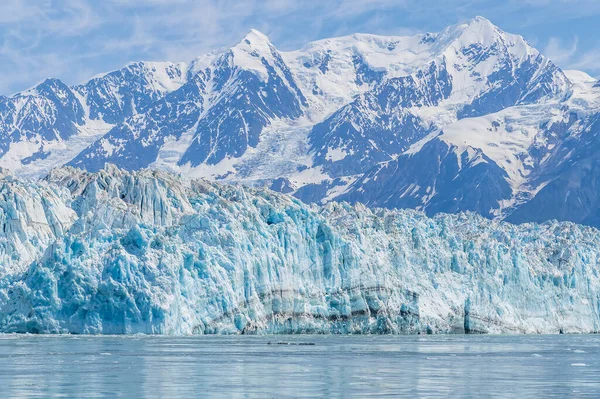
[0,334,598,398]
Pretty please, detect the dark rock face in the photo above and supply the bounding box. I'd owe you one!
[309,61,452,176]
[339,139,512,219]
[506,115,600,226]
[179,49,307,167]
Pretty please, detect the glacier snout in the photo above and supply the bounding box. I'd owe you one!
[0,166,599,335]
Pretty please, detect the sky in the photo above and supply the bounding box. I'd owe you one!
[1,0,599,94]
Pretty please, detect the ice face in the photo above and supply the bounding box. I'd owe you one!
[0,166,599,335]
[0,167,76,273]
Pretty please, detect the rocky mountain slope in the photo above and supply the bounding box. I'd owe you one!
[0,17,599,228]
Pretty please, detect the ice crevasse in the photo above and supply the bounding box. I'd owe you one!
[0,164,599,334]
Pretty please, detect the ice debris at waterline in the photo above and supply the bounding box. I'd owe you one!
[0,165,599,335]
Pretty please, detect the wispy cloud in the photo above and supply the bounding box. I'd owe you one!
[543,36,600,75]
[569,50,600,74]
[544,37,579,65]
[0,0,598,94]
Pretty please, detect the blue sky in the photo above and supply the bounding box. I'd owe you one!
[1,0,599,94]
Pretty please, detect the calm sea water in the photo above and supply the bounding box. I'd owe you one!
[0,334,598,398]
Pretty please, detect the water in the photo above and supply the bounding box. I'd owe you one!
[0,335,599,398]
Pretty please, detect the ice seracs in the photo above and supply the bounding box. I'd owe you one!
[0,166,599,334]
[0,167,76,273]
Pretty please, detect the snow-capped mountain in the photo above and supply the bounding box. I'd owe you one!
[306,16,568,178]
[1,166,599,334]
[0,61,187,176]
[69,30,308,172]
[73,61,188,124]
[340,70,600,222]
[0,17,599,228]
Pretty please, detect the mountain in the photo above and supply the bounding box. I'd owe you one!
[0,17,599,228]
[340,70,600,221]
[69,30,307,172]
[306,17,568,178]
[73,61,187,124]
[0,61,187,177]
[1,166,599,334]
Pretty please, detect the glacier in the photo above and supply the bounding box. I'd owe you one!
[0,165,599,335]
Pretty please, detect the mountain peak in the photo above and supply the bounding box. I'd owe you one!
[438,15,538,62]
[469,16,493,25]
[564,70,597,84]
[17,77,68,97]
[454,16,501,43]
[231,28,274,59]
[247,29,269,40]
[238,29,272,47]
[228,29,278,79]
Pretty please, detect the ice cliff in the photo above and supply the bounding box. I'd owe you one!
[0,166,599,334]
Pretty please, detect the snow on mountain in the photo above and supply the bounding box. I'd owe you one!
[0,78,84,156]
[340,65,600,222]
[73,61,188,124]
[282,16,566,117]
[176,30,307,167]
[68,72,210,172]
[0,17,569,182]
[303,16,569,185]
[66,16,567,186]
[283,32,408,118]
[69,30,307,173]
[1,166,599,334]
[502,70,600,226]
[0,62,189,178]
[438,16,568,110]
[204,16,569,206]
[505,113,600,226]
[307,60,453,177]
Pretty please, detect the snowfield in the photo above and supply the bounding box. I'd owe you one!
[0,165,598,334]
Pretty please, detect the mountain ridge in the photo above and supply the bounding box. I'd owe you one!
[0,17,599,228]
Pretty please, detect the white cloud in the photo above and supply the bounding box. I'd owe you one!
[0,0,598,93]
[543,36,600,76]
[544,37,579,65]
[570,50,600,74]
